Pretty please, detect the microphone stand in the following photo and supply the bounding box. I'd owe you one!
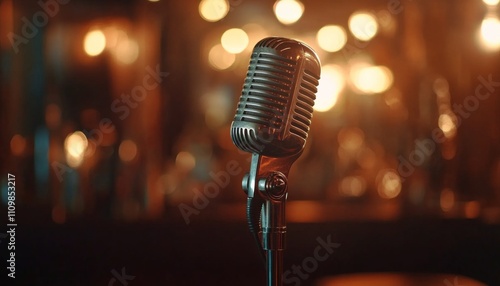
[242,152,301,286]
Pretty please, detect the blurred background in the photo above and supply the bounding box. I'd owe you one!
[1,0,500,285]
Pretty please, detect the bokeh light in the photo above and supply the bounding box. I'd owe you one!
[64,131,88,168]
[199,0,230,22]
[377,170,402,199]
[350,64,393,94]
[483,0,500,5]
[348,12,378,41]
[273,0,304,25]
[103,27,128,50]
[176,151,196,171]
[208,43,236,70]
[115,38,139,64]
[440,188,455,212]
[316,25,347,52]
[84,29,106,56]
[479,16,500,51]
[10,134,26,156]
[438,112,457,139]
[315,64,345,112]
[339,176,367,197]
[338,127,365,152]
[221,28,249,54]
[119,140,138,163]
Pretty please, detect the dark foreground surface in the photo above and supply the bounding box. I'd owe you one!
[3,207,500,286]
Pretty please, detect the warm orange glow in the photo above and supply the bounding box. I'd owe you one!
[317,273,487,286]
[287,201,324,222]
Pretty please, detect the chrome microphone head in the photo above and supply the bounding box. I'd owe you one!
[230,37,321,157]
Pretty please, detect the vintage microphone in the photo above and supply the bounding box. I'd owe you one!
[230,37,321,286]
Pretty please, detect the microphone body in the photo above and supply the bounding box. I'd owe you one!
[230,37,321,286]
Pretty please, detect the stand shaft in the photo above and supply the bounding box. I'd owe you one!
[266,250,283,286]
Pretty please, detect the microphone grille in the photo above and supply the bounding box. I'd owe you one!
[289,69,319,140]
[231,37,321,157]
[235,51,296,131]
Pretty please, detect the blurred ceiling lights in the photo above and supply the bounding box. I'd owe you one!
[316,25,347,52]
[273,0,304,25]
[199,0,230,22]
[348,11,379,41]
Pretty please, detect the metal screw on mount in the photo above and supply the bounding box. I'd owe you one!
[258,172,288,199]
